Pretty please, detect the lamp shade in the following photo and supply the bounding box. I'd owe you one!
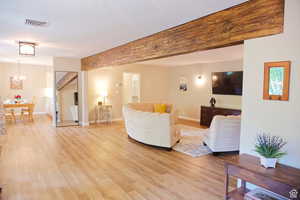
[100,90,108,97]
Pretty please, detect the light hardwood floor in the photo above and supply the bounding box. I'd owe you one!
[0,116,236,200]
[177,118,207,129]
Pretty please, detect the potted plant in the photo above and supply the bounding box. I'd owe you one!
[254,133,287,168]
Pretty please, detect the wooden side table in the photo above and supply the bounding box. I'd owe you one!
[224,154,300,200]
[96,105,112,123]
[200,106,241,127]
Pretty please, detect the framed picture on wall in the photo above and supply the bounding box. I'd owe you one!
[263,61,291,101]
[10,77,23,90]
[179,77,187,92]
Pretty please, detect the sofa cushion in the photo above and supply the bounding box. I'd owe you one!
[227,115,241,119]
[154,104,167,113]
[128,103,154,112]
[123,105,181,148]
[128,103,173,113]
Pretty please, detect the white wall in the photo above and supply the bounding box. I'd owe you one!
[168,60,243,120]
[53,57,89,126]
[87,64,169,121]
[240,0,300,168]
[87,60,243,122]
[0,62,48,114]
[45,65,54,116]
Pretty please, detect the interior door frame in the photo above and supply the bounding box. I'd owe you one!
[122,72,141,105]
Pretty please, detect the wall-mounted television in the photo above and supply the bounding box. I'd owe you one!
[212,71,243,95]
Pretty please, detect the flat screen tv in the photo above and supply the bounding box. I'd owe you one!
[212,71,243,95]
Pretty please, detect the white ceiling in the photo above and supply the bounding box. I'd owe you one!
[139,45,244,66]
[0,0,247,66]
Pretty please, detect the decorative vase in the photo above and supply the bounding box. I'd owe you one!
[260,156,277,168]
[210,97,216,107]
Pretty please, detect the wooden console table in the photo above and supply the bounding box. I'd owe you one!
[96,105,112,123]
[200,106,241,127]
[224,154,300,200]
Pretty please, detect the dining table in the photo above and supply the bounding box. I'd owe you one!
[3,103,34,109]
[3,102,35,122]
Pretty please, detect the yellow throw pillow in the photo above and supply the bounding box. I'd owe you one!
[154,104,167,113]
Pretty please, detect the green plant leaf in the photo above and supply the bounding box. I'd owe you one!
[254,133,287,158]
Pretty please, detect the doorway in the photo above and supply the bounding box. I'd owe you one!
[123,72,141,104]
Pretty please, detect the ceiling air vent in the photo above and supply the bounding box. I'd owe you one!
[25,19,48,27]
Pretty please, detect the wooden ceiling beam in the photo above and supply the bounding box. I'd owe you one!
[81,0,284,71]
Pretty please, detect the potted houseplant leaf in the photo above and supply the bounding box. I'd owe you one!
[254,133,287,168]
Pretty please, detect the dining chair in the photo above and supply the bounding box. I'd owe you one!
[5,109,16,123]
[0,99,6,134]
[0,97,16,123]
[21,97,36,121]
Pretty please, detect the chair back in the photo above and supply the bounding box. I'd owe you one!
[30,96,36,112]
[0,97,4,117]
[0,97,6,134]
[209,115,241,145]
[31,96,37,104]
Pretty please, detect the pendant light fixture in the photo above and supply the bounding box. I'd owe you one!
[19,41,36,56]
[13,60,26,81]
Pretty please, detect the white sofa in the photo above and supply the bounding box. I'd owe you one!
[203,115,241,154]
[122,103,180,149]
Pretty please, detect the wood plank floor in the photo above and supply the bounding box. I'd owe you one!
[177,118,206,129]
[0,116,237,200]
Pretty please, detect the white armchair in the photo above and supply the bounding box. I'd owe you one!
[122,103,180,149]
[203,115,241,155]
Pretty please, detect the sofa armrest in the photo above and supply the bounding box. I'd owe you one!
[169,109,179,125]
[170,124,181,146]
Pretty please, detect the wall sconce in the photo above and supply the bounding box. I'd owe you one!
[19,41,36,56]
[196,75,204,85]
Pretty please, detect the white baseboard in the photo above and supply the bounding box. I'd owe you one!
[178,116,200,122]
[33,112,47,115]
[90,118,123,124]
[80,121,90,126]
[9,112,47,116]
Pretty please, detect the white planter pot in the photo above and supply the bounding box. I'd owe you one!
[260,156,277,168]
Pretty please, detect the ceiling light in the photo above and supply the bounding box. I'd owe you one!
[19,41,36,56]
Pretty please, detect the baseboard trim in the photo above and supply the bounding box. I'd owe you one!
[178,116,200,122]
[9,112,47,116]
[89,118,123,124]
[46,113,53,119]
[80,121,90,126]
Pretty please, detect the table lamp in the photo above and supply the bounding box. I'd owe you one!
[99,91,108,105]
